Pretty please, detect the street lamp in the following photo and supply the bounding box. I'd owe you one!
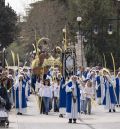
[108,24,113,35]
[93,25,99,35]
[77,17,82,34]
[77,17,82,23]
[62,28,66,33]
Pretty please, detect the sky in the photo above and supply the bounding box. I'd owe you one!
[5,0,41,15]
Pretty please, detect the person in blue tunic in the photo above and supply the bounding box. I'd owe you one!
[66,76,80,123]
[24,73,31,100]
[15,75,27,115]
[115,72,120,106]
[102,74,117,112]
[59,77,66,118]
[96,71,101,104]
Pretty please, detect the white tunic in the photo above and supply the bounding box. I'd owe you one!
[80,86,86,100]
[84,86,94,99]
[42,85,52,98]
[15,81,26,113]
[100,76,105,103]
[53,83,60,98]
[38,84,44,97]
[104,82,115,110]
[18,82,22,112]
[35,81,41,93]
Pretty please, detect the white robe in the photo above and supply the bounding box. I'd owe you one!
[66,82,79,119]
[15,81,27,113]
[105,84,115,110]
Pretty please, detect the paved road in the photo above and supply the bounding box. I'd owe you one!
[2,95,120,129]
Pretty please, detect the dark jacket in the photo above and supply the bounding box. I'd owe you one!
[0,85,11,111]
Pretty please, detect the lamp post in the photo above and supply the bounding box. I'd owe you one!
[76,16,84,67]
[77,17,82,34]
[107,24,113,35]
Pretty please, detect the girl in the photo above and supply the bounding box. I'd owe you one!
[84,80,94,115]
[38,80,45,114]
[53,79,60,112]
[42,79,52,115]
[80,82,86,114]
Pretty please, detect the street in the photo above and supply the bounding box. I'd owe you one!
[0,1,120,129]
[4,95,120,129]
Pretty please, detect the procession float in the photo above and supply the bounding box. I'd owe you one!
[31,37,62,78]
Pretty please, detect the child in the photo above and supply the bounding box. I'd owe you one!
[80,82,86,114]
[42,79,52,115]
[53,79,60,112]
[84,80,94,115]
[38,80,45,114]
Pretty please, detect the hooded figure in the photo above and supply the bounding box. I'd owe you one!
[102,74,117,112]
[15,75,27,115]
[95,71,102,104]
[66,76,80,123]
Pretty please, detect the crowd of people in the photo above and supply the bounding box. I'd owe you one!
[0,65,120,124]
[0,67,31,115]
[33,66,119,123]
